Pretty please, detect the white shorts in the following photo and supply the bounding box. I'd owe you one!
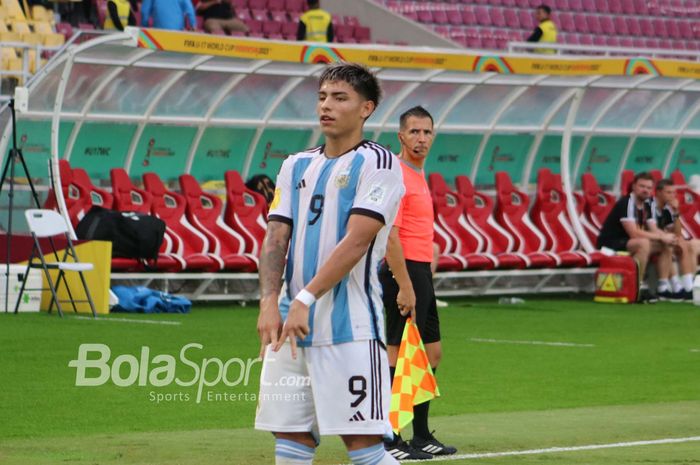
[255,339,392,439]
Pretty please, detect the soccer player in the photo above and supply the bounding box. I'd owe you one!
[255,63,405,465]
[380,106,457,459]
[652,178,699,301]
[597,172,675,291]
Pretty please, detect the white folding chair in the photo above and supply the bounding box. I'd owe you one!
[15,209,96,317]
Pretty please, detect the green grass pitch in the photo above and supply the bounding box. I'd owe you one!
[1,296,699,464]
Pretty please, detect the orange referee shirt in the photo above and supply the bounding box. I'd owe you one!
[393,158,434,263]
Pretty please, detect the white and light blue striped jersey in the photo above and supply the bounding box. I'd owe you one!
[268,140,404,347]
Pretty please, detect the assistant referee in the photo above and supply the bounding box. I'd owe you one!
[380,106,456,460]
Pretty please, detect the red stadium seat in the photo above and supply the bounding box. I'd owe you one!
[504,8,520,28]
[462,9,476,25]
[558,12,575,32]
[574,14,588,33]
[613,16,628,36]
[580,173,616,244]
[626,17,641,36]
[417,10,433,23]
[179,175,257,271]
[110,169,184,272]
[455,175,527,269]
[44,160,91,227]
[262,20,282,37]
[433,9,449,25]
[582,0,596,11]
[267,0,284,11]
[285,0,304,12]
[530,169,592,267]
[474,6,491,26]
[71,168,113,209]
[494,172,558,267]
[652,18,668,38]
[429,173,497,270]
[142,172,221,272]
[599,16,614,36]
[353,25,371,43]
[619,169,634,196]
[224,170,268,258]
[587,15,602,35]
[490,8,506,28]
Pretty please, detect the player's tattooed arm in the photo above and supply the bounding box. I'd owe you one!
[258,220,292,299]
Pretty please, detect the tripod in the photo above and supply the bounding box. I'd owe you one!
[0,98,42,312]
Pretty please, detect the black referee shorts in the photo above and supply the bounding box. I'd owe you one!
[380,260,441,346]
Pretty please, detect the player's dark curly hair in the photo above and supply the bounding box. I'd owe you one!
[318,62,382,108]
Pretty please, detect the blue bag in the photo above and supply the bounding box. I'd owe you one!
[111,286,191,313]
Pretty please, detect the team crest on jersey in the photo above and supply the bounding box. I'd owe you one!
[334,172,350,189]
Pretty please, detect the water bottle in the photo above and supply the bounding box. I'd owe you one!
[693,274,700,307]
[498,297,525,305]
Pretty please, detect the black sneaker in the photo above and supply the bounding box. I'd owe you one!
[639,289,658,304]
[658,290,683,302]
[411,431,457,456]
[680,290,694,302]
[384,437,433,460]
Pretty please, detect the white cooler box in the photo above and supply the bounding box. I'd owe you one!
[0,265,42,312]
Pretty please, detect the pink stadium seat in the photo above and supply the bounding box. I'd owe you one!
[494,172,558,268]
[237,8,252,21]
[595,0,609,11]
[482,36,498,49]
[490,8,506,27]
[475,6,491,26]
[281,21,297,39]
[429,174,497,270]
[267,0,284,10]
[244,19,262,35]
[574,14,588,33]
[353,25,371,43]
[110,169,184,272]
[626,17,641,36]
[645,38,660,49]
[653,18,668,38]
[335,24,353,42]
[621,0,635,14]
[593,35,606,46]
[679,21,693,40]
[565,33,579,45]
[686,41,699,51]
[659,39,672,49]
[558,12,575,32]
[248,0,265,9]
[579,34,593,45]
[417,10,433,23]
[599,16,614,36]
[344,16,360,26]
[223,171,268,259]
[448,11,463,26]
[557,0,570,10]
[634,0,649,15]
[232,0,248,8]
[285,0,304,12]
[586,15,602,35]
[143,172,221,272]
[462,9,477,25]
[518,10,534,29]
[262,20,282,37]
[270,10,288,22]
[609,0,623,13]
[619,37,634,47]
[632,37,645,48]
[250,8,268,21]
[434,25,450,37]
[455,175,527,269]
[605,36,620,47]
[613,16,628,36]
[666,19,680,39]
[504,8,519,28]
[433,9,449,25]
[568,0,583,11]
[179,175,257,272]
[582,0,596,12]
[514,0,529,6]
[530,169,593,267]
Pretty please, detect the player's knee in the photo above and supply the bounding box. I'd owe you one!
[274,432,316,449]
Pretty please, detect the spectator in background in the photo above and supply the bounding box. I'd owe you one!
[526,4,557,53]
[104,0,136,31]
[141,0,196,31]
[246,174,275,205]
[297,0,333,42]
[196,0,248,35]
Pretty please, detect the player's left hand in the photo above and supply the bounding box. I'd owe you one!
[273,299,310,359]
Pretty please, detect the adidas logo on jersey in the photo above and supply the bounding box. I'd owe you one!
[295,179,306,190]
[348,411,365,422]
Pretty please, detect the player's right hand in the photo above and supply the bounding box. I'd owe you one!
[257,295,283,359]
[661,232,678,246]
[397,285,416,323]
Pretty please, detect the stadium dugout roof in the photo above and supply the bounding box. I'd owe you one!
[2,28,700,252]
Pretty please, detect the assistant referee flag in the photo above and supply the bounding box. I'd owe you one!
[389,318,440,433]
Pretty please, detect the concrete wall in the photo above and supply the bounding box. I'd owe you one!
[321,0,459,49]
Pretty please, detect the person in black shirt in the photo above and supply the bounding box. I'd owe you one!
[196,0,248,35]
[597,172,675,281]
[651,178,699,301]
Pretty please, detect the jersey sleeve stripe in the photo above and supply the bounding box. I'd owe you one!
[268,214,292,225]
[350,207,386,224]
[363,237,380,341]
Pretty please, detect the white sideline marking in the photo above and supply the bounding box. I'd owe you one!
[71,316,182,326]
[691,349,700,353]
[403,436,700,462]
[470,337,595,348]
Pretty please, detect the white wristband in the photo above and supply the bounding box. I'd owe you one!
[295,289,316,307]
